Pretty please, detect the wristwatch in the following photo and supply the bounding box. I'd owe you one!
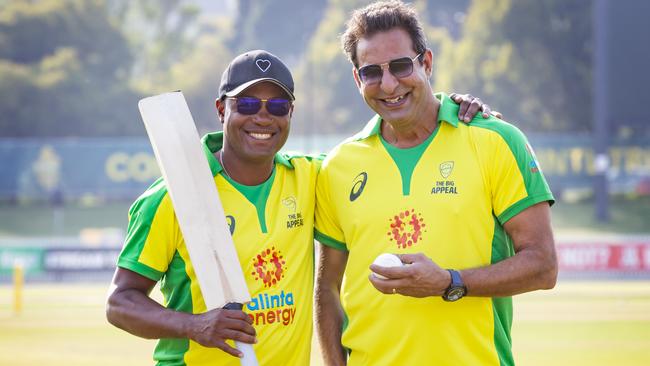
[442,269,466,302]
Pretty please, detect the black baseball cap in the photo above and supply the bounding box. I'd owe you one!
[218,50,295,101]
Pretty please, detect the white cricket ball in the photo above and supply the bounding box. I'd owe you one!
[371,253,403,279]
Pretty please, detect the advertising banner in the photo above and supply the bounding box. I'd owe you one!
[557,243,650,272]
[1,136,649,201]
[0,247,44,275]
[43,248,121,272]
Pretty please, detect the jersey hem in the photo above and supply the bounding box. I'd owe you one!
[497,193,555,224]
[314,229,348,251]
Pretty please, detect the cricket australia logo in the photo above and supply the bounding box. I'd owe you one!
[439,161,454,178]
[432,161,458,195]
[349,172,368,202]
[282,196,296,212]
[386,209,426,249]
[251,246,287,288]
[282,196,303,229]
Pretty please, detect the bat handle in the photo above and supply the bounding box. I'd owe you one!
[224,303,259,366]
[235,341,258,366]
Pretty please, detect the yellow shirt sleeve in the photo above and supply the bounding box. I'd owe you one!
[314,160,347,250]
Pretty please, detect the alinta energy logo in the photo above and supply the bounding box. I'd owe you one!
[386,209,427,249]
[246,246,297,327]
[251,246,287,288]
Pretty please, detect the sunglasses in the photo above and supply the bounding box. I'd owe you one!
[226,96,292,116]
[357,53,423,85]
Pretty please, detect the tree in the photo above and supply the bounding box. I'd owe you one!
[422,0,470,39]
[292,0,473,136]
[166,18,235,135]
[111,0,237,133]
[0,0,141,137]
[111,0,201,94]
[230,0,327,61]
[433,0,592,133]
[292,0,377,136]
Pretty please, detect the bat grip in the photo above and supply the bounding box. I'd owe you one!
[224,303,259,366]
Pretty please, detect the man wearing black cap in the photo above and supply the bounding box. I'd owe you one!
[107,49,492,365]
[107,49,322,366]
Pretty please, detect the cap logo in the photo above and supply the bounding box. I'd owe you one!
[255,59,271,72]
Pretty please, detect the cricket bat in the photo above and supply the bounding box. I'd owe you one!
[138,91,258,366]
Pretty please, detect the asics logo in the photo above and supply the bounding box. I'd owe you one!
[349,172,368,202]
[226,215,236,235]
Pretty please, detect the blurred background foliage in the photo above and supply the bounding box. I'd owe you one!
[0,0,646,137]
[1,6,649,366]
[435,0,592,133]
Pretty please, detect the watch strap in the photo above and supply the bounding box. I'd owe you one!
[448,269,463,287]
[442,269,466,301]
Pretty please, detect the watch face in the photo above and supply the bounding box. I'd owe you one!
[445,287,466,302]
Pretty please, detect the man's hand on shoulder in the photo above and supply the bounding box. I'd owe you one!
[188,308,257,358]
[450,93,503,122]
[368,253,450,298]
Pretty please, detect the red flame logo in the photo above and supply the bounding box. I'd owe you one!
[251,246,287,288]
[386,209,426,249]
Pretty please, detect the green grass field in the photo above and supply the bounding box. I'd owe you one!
[0,202,129,238]
[1,281,649,365]
[550,195,650,234]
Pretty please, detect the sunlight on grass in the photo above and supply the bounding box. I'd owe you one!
[1,281,648,365]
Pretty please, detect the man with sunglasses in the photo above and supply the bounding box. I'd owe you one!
[107,49,494,365]
[314,2,557,366]
[107,50,319,366]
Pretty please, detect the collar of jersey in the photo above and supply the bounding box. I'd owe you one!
[349,92,460,142]
[200,131,294,176]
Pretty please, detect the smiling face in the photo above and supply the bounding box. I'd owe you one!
[217,81,292,164]
[353,27,435,127]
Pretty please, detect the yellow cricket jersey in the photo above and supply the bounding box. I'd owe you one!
[117,132,321,366]
[314,93,554,366]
